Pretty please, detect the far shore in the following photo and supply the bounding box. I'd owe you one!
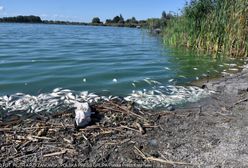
[0,15,147,28]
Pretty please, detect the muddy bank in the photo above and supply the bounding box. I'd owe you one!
[1,64,248,167]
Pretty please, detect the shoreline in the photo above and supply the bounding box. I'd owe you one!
[1,60,248,167]
[0,21,145,29]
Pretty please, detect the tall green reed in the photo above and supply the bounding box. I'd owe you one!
[163,0,247,57]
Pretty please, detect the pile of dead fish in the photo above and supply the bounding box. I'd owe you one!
[0,88,101,114]
[125,85,214,109]
[0,85,214,113]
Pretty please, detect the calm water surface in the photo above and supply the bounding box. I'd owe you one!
[0,23,244,96]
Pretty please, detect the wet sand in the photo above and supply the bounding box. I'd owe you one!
[0,62,248,167]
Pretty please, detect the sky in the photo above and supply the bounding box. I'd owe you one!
[0,0,187,22]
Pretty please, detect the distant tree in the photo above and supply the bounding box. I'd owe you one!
[0,15,42,23]
[92,17,101,24]
[132,17,139,24]
[105,19,112,24]
[131,17,137,22]
[112,15,120,23]
[126,17,138,26]
[161,11,167,19]
[119,14,124,24]
[166,13,173,19]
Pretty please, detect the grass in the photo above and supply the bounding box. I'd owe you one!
[163,0,248,57]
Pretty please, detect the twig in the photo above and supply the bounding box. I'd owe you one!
[0,128,12,131]
[81,133,92,147]
[31,135,52,140]
[234,98,248,106]
[120,125,140,133]
[43,150,67,157]
[37,128,48,137]
[63,138,72,144]
[135,123,145,134]
[22,125,74,130]
[134,146,193,166]
[227,98,248,110]
[14,153,36,160]
[145,157,193,165]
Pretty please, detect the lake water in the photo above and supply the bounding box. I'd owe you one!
[0,23,245,112]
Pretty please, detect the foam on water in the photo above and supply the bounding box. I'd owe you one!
[0,85,214,114]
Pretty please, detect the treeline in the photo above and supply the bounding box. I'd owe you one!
[0,15,42,23]
[0,15,147,27]
[0,14,174,29]
[0,15,88,25]
[91,14,147,27]
[91,12,173,28]
[42,20,87,25]
[163,0,248,57]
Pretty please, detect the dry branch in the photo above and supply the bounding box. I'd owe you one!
[134,146,193,166]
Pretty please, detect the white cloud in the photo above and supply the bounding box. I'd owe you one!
[0,6,4,11]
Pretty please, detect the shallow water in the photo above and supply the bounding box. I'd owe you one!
[0,23,245,111]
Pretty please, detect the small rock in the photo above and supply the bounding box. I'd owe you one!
[149,139,158,146]
[167,104,175,111]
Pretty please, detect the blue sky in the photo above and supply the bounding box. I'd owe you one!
[0,0,187,22]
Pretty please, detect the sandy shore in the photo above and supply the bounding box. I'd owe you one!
[0,62,248,167]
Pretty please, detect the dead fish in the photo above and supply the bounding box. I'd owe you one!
[229,68,239,71]
[80,91,88,96]
[3,95,9,101]
[144,79,152,85]
[213,70,219,73]
[101,96,109,101]
[50,92,60,98]
[178,75,186,78]
[53,88,62,93]
[65,93,76,100]
[60,89,72,93]
[151,80,162,85]
[221,72,230,76]
[229,64,237,67]
[16,93,25,96]
[60,96,66,100]
[168,79,174,83]
[193,68,198,70]
[88,93,98,99]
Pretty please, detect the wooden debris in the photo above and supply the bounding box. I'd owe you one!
[134,146,193,166]
[0,99,157,165]
[135,122,145,134]
[37,128,49,137]
[43,150,67,157]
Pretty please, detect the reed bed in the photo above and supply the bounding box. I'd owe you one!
[163,0,248,57]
